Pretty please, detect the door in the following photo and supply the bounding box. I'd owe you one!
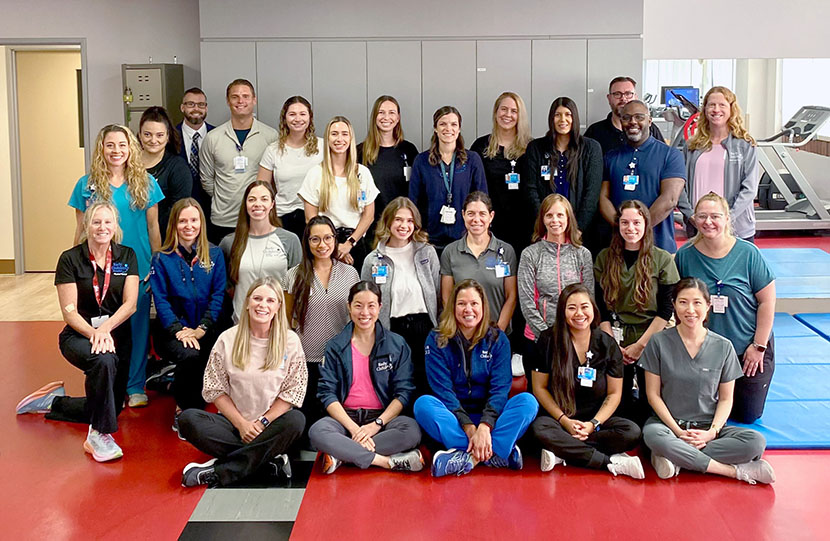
[16,50,85,271]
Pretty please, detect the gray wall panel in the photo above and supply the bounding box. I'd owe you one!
[311,41,368,144]
[421,41,476,150]
[475,40,532,139]
[531,39,587,137]
[255,42,312,128]
[366,41,422,149]
[587,38,643,125]
[199,41,257,126]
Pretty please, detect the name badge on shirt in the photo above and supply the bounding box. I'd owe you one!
[495,262,511,278]
[623,174,639,191]
[403,166,412,181]
[712,295,729,314]
[234,155,248,173]
[612,323,624,345]
[91,315,110,329]
[372,264,389,284]
[578,366,597,387]
[505,172,520,190]
[541,165,551,181]
[440,205,457,224]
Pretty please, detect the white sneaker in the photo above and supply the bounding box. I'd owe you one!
[608,453,645,479]
[322,453,342,474]
[511,354,525,377]
[540,449,566,472]
[735,459,776,485]
[651,453,680,479]
[83,426,123,462]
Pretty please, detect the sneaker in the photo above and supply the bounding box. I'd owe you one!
[389,449,424,472]
[511,354,525,377]
[268,453,292,479]
[431,449,474,477]
[182,458,219,487]
[83,427,124,462]
[16,381,65,414]
[322,453,342,475]
[651,453,680,479]
[608,453,645,479]
[540,449,566,472]
[172,411,186,441]
[484,445,523,470]
[735,459,776,485]
[128,393,149,407]
[146,363,176,388]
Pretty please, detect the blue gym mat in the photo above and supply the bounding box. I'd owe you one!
[758,248,830,298]
[795,313,830,341]
[759,248,830,264]
[727,313,830,448]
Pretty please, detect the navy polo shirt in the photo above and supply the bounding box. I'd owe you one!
[604,136,686,253]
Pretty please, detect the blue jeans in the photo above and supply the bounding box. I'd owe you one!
[414,393,538,459]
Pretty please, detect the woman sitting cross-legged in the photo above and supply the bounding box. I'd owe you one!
[414,279,538,477]
[530,283,644,478]
[309,281,423,473]
[178,277,308,487]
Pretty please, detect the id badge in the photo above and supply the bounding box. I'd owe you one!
[712,295,729,313]
[91,315,110,329]
[541,165,551,181]
[612,324,623,345]
[440,205,456,224]
[505,172,520,190]
[234,155,248,173]
[372,264,388,284]
[495,262,511,278]
[578,366,597,387]
[623,174,639,191]
[359,189,367,205]
[403,166,412,182]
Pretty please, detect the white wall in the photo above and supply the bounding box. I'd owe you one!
[0,0,201,139]
[644,0,830,59]
[0,48,13,259]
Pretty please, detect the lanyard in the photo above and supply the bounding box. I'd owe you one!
[89,247,113,308]
[627,151,639,174]
[439,154,455,204]
[715,280,724,296]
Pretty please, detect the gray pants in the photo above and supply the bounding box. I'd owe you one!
[643,417,766,473]
[309,409,421,469]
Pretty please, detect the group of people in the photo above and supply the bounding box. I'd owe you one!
[15,74,777,488]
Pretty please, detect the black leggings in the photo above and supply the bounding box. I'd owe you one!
[730,335,775,424]
[155,330,217,410]
[390,312,434,398]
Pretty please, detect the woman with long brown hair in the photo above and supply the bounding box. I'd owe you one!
[530,283,643,478]
[594,200,678,423]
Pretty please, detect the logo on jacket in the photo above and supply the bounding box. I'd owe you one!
[112,263,129,275]
[376,361,393,371]
[481,349,492,361]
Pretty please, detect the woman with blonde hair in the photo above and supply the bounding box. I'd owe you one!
[17,202,138,462]
[69,124,164,407]
[675,193,775,423]
[361,197,440,394]
[150,198,226,434]
[470,92,532,252]
[684,86,759,242]
[257,96,323,238]
[358,95,419,234]
[299,116,379,269]
[178,276,307,487]
[413,279,538,477]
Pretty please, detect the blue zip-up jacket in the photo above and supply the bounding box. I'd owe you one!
[318,321,416,410]
[150,244,226,334]
[424,326,511,428]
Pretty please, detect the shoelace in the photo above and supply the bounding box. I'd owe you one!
[446,453,471,476]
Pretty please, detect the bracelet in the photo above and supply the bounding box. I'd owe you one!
[556,413,565,423]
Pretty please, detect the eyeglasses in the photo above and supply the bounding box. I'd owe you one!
[309,234,336,245]
[620,113,648,122]
[610,91,635,99]
[693,213,725,222]
[183,101,207,109]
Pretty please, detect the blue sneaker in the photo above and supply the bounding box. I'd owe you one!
[431,449,474,477]
[16,381,65,414]
[484,445,523,470]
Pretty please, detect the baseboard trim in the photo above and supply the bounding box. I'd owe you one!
[0,260,15,274]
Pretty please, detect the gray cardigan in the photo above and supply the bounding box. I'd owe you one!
[361,240,440,328]
[683,134,759,239]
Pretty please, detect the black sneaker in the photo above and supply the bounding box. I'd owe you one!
[182,458,219,487]
[146,363,176,392]
[267,453,292,479]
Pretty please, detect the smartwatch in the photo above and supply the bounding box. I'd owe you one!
[374,417,384,428]
[753,342,767,352]
[347,236,357,246]
[589,418,601,432]
[259,416,270,428]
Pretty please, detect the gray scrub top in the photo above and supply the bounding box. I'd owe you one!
[639,327,743,423]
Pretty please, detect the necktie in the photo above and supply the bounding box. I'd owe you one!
[190,132,201,179]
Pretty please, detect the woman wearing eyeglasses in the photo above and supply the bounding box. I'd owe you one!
[675,193,775,424]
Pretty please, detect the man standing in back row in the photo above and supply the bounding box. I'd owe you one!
[200,79,277,243]
[585,76,666,154]
[177,87,215,228]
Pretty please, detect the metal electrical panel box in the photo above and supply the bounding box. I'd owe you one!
[121,63,184,135]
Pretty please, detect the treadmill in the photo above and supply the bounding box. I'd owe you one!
[755,105,830,231]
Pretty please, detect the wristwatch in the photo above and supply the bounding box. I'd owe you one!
[590,418,601,432]
[374,417,384,428]
[347,236,357,246]
[752,342,768,352]
[259,416,270,428]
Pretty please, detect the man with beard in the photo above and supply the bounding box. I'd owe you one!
[177,88,215,227]
[599,101,685,253]
[585,76,666,154]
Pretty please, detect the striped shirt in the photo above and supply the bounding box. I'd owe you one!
[284,260,359,363]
